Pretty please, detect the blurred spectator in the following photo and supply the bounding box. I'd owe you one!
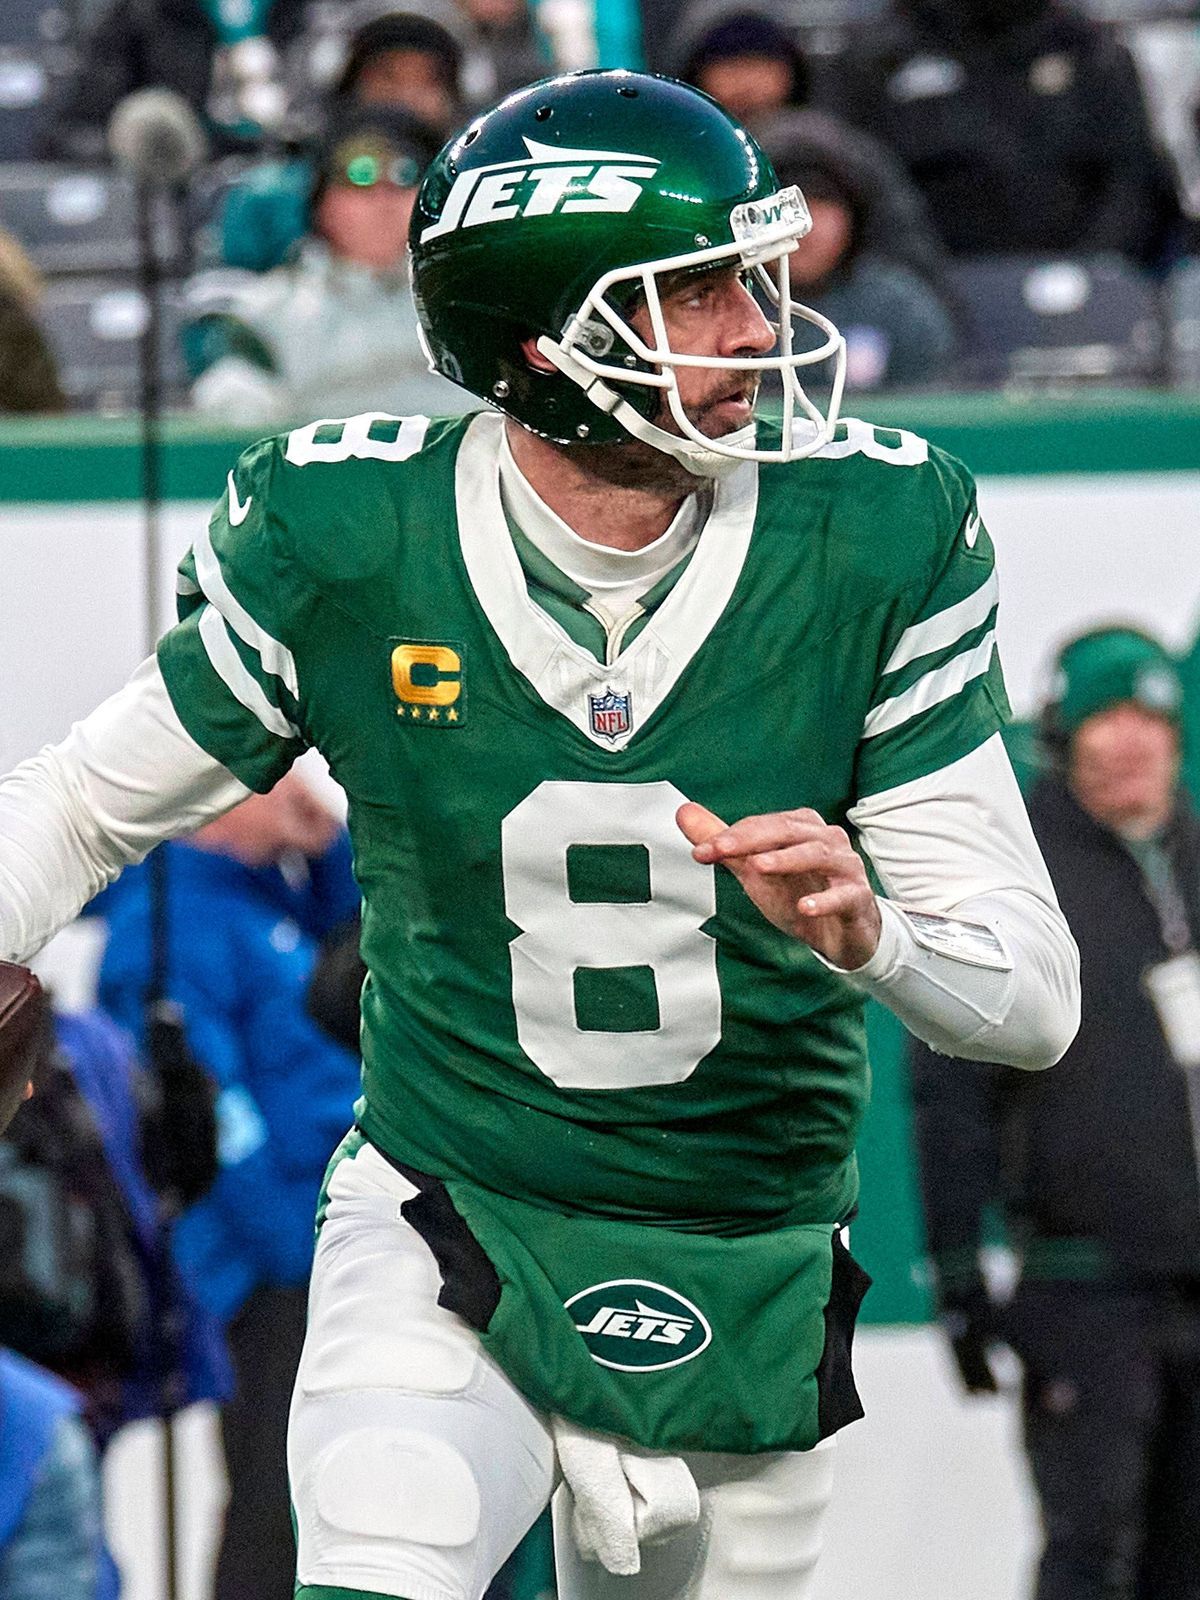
[54,1009,228,1446]
[219,4,468,274]
[0,234,63,415]
[758,108,947,290]
[455,0,545,99]
[0,1349,104,1600]
[332,1,476,133]
[673,3,807,127]
[97,771,363,1600]
[828,0,1180,268]
[42,0,310,161]
[188,106,468,423]
[0,1006,226,1452]
[759,109,954,389]
[912,625,1200,1600]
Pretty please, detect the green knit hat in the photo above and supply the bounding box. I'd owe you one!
[1051,626,1183,737]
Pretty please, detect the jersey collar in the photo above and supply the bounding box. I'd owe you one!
[454,411,759,751]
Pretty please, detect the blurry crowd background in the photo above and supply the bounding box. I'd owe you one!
[0,0,1198,417]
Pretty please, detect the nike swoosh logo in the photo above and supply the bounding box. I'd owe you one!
[227,472,252,526]
[964,512,981,549]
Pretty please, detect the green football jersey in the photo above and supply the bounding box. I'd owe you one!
[160,409,1007,1235]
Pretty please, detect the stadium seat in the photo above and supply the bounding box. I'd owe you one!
[0,163,182,273]
[0,0,72,51]
[944,254,1164,387]
[38,276,188,410]
[0,0,84,159]
[1166,256,1200,388]
[0,57,54,159]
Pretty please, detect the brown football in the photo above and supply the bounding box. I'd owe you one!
[0,962,48,1135]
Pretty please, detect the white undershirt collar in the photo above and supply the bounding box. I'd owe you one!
[497,425,707,609]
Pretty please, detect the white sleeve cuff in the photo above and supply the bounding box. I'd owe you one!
[827,899,1029,1064]
[844,737,1080,1070]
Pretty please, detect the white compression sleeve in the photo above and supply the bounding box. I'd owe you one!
[0,657,251,962]
[844,734,1080,1069]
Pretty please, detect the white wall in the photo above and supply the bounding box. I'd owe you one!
[983,474,1200,710]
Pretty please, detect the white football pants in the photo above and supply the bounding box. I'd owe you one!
[288,1141,836,1600]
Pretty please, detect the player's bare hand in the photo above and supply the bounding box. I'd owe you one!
[677,802,882,970]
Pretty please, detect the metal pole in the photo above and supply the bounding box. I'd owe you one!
[136,175,183,1600]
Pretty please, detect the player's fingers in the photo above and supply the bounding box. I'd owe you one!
[752,838,862,879]
[796,882,872,921]
[676,801,728,851]
[687,808,832,863]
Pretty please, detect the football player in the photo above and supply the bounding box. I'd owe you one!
[0,71,1078,1600]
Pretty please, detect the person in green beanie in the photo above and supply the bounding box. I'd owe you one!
[913,623,1200,1600]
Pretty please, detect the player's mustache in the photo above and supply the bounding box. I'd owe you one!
[694,380,758,418]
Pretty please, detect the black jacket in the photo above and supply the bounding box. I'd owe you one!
[912,776,1200,1297]
[824,3,1177,266]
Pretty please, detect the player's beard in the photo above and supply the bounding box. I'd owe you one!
[563,375,760,494]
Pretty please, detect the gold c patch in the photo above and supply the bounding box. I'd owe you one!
[391,641,465,726]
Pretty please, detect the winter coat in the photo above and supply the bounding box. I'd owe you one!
[97,835,362,1321]
[0,1353,100,1600]
[826,2,1177,265]
[803,254,955,389]
[912,775,1200,1301]
[184,239,472,425]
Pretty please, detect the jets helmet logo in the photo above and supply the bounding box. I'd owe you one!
[566,1279,712,1372]
[420,138,661,242]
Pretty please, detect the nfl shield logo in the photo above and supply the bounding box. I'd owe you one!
[588,686,632,741]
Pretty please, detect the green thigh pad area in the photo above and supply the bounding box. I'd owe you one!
[441,1175,871,1455]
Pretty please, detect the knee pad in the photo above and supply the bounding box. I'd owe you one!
[315,1426,481,1548]
[294,1422,481,1598]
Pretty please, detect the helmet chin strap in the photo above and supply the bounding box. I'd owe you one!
[535,336,752,480]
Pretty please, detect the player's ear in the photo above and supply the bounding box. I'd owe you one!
[520,336,557,374]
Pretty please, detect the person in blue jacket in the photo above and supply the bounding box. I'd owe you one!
[0,1349,105,1600]
[96,769,361,1600]
[53,1008,231,1443]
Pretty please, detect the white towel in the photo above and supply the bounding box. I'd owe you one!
[552,1414,701,1575]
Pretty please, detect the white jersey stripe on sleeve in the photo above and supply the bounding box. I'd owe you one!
[883,569,998,676]
[864,630,996,741]
[194,522,299,696]
[198,606,299,740]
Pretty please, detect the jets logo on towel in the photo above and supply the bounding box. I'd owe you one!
[566,1280,712,1371]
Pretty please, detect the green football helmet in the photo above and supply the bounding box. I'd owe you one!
[410,69,845,475]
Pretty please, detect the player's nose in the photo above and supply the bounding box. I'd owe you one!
[719,277,775,358]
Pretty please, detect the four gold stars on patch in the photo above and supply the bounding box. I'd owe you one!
[404,706,459,722]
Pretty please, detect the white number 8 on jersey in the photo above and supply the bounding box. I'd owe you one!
[502,781,722,1091]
